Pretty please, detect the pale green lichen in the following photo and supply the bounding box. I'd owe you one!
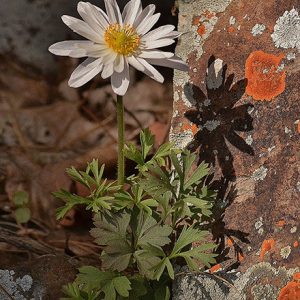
[252,166,268,181]
[0,269,33,300]
[280,246,292,259]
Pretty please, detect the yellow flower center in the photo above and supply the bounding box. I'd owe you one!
[104,24,140,56]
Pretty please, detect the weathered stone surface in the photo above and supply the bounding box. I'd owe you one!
[173,263,299,300]
[171,0,299,298]
[0,255,77,299]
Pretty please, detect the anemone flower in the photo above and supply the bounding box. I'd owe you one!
[49,0,188,96]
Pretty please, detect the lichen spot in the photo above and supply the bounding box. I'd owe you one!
[197,24,206,37]
[260,239,275,261]
[228,26,236,33]
[245,50,286,101]
[278,273,300,300]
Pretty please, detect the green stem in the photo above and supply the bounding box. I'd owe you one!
[116,95,125,186]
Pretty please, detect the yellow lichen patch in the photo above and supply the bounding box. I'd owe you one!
[245,50,286,101]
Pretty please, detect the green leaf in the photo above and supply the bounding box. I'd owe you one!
[66,166,90,188]
[90,212,132,272]
[170,226,208,257]
[61,283,84,300]
[124,142,144,165]
[122,277,148,300]
[153,142,174,161]
[154,285,170,300]
[12,191,29,207]
[169,226,216,270]
[87,159,104,185]
[183,196,213,217]
[112,276,131,297]
[169,151,183,182]
[135,211,172,248]
[134,247,164,279]
[76,266,131,300]
[53,189,87,220]
[179,246,217,268]
[140,128,155,160]
[15,207,31,224]
[184,161,209,189]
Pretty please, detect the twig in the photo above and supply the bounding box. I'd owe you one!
[0,283,14,300]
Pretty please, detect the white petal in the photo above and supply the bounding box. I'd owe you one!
[111,60,130,95]
[69,58,103,88]
[136,57,164,83]
[62,15,102,43]
[104,0,122,24]
[77,2,109,31]
[124,0,141,25]
[164,31,182,39]
[145,56,189,72]
[133,4,155,29]
[48,40,94,57]
[102,63,114,79]
[139,50,174,59]
[136,13,161,35]
[101,49,118,64]
[127,55,145,71]
[114,55,125,73]
[144,39,175,50]
[122,1,131,20]
[142,25,175,41]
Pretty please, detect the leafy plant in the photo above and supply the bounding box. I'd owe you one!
[12,191,31,224]
[55,130,217,300]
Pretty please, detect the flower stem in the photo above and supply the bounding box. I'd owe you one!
[116,95,125,186]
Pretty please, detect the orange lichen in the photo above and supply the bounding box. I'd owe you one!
[293,241,299,248]
[203,10,215,19]
[278,281,300,300]
[277,274,300,300]
[245,50,286,101]
[297,122,300,134]
[260,238,275,261]
[228,26,236,33]
[197,24,206,36]
[193,16,201,25]
[277,220,286,227]
[238,253,245,262]
[293,273,300,282]
[209,264,222,273]
[227,238,234,247]
[182,123,198,135]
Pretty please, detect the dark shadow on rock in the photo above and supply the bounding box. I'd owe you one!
[184,56,253,267]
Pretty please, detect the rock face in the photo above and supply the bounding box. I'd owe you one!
[171,0,299,298]
[0,255,77,299]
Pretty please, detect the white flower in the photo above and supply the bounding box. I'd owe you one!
[49,0,188,95]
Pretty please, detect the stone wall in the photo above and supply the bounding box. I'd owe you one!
[171,0,299,298]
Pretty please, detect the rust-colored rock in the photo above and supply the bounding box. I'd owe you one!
[171,0,299,298]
